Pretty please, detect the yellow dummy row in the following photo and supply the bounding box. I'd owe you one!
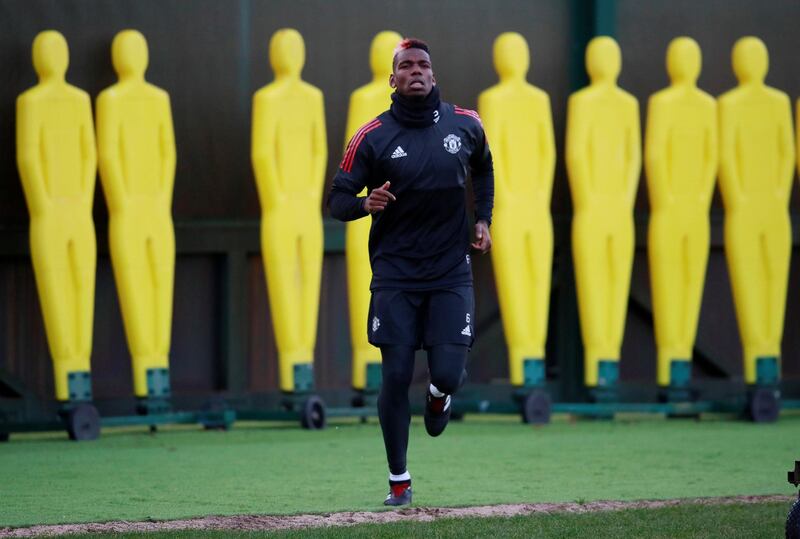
[17,29,176,401]
[487,33,794,392]
[17,27,795,402]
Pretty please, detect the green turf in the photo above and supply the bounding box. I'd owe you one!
[0,415,797,527]
[66,501,791,538]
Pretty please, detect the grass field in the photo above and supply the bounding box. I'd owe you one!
[59,501,790,538]
[1,414,797,531]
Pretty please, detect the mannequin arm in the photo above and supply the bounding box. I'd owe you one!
[717,101,744,208]
[644,99,670,209]
[538,95,556,201]
[777,96,795,201]
[310,92,328,203]
[15,98,50,216]
[96,93,129,213]
[625,102,642,207]
[79,96,97,205]
[251,94,283,209]
[565,96,591,208]
[159,95,177,208]
[701,111,719,207]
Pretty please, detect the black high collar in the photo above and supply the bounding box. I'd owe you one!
[390,85,441,128]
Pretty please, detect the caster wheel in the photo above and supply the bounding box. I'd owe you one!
[521,391,551,425]
[787,497,800,539]
[351,394,365,407]
[301,396,327,430]
[748,388,779,423]
[66,404,100,441]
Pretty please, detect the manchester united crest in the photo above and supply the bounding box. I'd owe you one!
[443,134,461,154]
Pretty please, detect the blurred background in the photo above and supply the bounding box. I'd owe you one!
[0,0,798,411]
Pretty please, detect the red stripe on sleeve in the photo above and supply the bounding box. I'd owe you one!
[340,119,381,171]
[343,122,381,172]
[454,107,483,126]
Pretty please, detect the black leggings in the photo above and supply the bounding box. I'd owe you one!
[378,343,468,475]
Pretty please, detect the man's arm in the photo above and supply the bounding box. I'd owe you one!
[469,120,494,253]
[469,121,494,226]
[327,128,374,221]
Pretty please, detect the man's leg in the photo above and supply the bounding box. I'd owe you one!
[428,343,469,396]
[378,344,415,475]
[424,344,468,436]
[369,289,421,506]
[423,286,474,437]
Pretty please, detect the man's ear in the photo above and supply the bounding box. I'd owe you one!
[432,74,436,86]
[389,73,396,88]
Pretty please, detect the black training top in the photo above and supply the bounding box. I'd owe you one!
[327,98,494,291]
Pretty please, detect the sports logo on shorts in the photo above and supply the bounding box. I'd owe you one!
[372,316,381,333]
[443,134,461,154]
[462,313,472,337]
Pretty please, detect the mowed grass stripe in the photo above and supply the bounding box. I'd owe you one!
[0,415,797,527]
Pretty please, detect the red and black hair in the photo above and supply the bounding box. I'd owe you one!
[392,38,430,70]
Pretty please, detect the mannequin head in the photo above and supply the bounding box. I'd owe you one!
[112,29,148,80]
[586,36,621,85]
[270,28,305,78]
[33,30,68,81]
[493,32,529,82]
[666,37,701,86]
[370,30,402,80]
[732,36,768,85]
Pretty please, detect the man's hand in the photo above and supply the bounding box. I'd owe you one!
[471,220,491,254]
[363,181,396,214]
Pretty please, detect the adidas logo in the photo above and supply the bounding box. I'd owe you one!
[391,146,407,159]
[461,325,471,337]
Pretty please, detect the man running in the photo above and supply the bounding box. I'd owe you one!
[328,38,494,506]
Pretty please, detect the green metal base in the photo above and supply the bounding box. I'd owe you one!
[238,406,375,422]
[67,371,92,401]
[661,386,692,403]
[669,360,691,387]
[136,397,171,415]
[661,361,693,403]
[101,409,236,430]
[597,360,619,388]
[365,362,382,392]
[146,368,171,398]
[293,363,314,392]
[523,358,545,387]
[756,357,779,385]
[450,396,769,419]
[587,360,619,407]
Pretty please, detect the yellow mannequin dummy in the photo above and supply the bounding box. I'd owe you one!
[96,30,177,401]
[344,31,401,392]
[718,37,794,386]
[478,32,555,387]
[252,29,327,393]
[566,37,640,390]
[645,38,717,392]
[16,31,97,402]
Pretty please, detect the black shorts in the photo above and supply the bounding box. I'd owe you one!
[367,286,475,350]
